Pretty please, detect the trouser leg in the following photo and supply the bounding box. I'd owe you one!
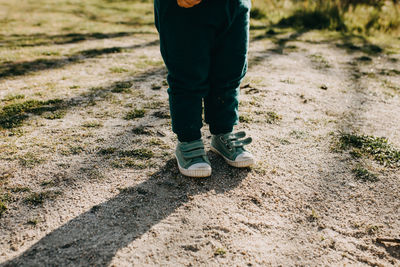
[154,0,219,142]
[205,0,251,135]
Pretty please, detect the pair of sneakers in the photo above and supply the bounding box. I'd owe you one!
[175,131,255,178]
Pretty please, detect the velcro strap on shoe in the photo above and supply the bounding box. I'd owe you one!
[232,137,252,147]
[179,140,204,152]
[182,149,206,159]
[224,131,246,141]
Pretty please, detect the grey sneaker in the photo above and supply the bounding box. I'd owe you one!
[210,131,255,168]
[175,139,212,177]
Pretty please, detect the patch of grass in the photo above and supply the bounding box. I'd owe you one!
[19,152,45,167]
[40,180,55,187]
[289,130,307,139]
[0,200,7,217]
[352,166,379,182]
[0,170,13,184]
[382,79,400,92]
[119,148,154,159]
[132,126,153,135]
[42,110,66,120]
[278,138,291,145]
[0,99,64,128]
[70,145,85,155]
[153,110,170,119]
[239,114,253,123]
[2,94,25,102]
[144,101,165,109]
[265,111,282,124]
[111,81,133,93]
[378,69,400,76]
[24,191,61,206]
[82,121,103,128]
[214,248,227,256]
[148,138,163,146]
[134,59,164,69]
[278,8,345,31]
[27,219,38,226]
[366,224,382,235]
[151,83,162,90]
[0,193,12,203]
[109,67,129,73]
[98,147,117,155]
[309,54,331,69]
[308,209,319,221]
[338,133,400,167]
[148,138,169,149]
[80,168,105,180]
[111,158,146,169]
[124,108,146,120]
[10,186,31,193]
[41,51,60,56]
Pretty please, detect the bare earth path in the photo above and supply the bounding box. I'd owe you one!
[1,27,400,266]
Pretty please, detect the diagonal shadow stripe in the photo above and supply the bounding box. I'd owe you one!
[1,157,250,267]
[0,39,160,80]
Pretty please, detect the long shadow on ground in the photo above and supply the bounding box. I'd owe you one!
[2,157,250,266]
[0,66,165,129]
[0,31,154,48]
[0,39,159,80]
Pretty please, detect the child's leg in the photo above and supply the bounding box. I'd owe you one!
[154,0,226,142]
[204,0,251,135]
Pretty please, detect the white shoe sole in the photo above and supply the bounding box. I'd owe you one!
[175,155,212,178]
[210,146,255,168]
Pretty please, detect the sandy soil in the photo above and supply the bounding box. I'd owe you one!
[0,29,399,266]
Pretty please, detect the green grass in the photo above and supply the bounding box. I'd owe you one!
[0,199,7,217]
[27,218,39,226]
[251,0,400,34]
[239,114,253,123]
[24,191,61,206]
[2,94,25,102]
[338,133,400,167]
[152,110,170,119]
[132,126,153,135]
[352,166,379,182]
[214,248,227,256]
[0,99,64,129]
[42,110,67,120]
[109,67,129,73]
[19,152,46,167]
[265,111,282,124]
[10,186,31,193]
[124,108,146,120]
[111,81,133,93]
[98,147,117,155]
[40,180,55,187]
[82,121,103,128]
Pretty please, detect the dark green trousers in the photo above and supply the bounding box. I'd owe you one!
[154,0,251,142]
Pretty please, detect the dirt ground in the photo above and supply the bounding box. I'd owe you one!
[1,21,400,266]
